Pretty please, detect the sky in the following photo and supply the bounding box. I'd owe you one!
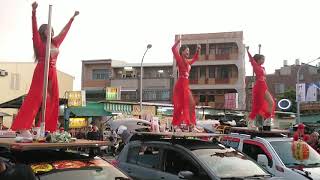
[1,0,320,90]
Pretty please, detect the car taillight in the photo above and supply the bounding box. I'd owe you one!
[276,165,284,172]
[111,159,119,167]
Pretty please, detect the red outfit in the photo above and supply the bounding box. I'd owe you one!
[171,42,199,126]
[247,51,275,120]
[11,10,74,132]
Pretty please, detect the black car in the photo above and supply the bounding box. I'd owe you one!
[114,132,283,180]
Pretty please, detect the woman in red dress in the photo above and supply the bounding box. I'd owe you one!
[247,47,275,124]
[171,39,201,132]
[11,2,79,137]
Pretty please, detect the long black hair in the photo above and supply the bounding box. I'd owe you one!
[33,24,54,61]
[179,45,188,56]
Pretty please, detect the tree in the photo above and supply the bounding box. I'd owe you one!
[277,89,296,113]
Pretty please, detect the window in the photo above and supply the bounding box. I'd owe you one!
[127,145,160,169]
[189,68,197,80]
[199,95,206,102]
[200,44,206,55]
[243,142,273,167]
[216,66,229,79]
[275,83,285,94]
[208,66,215,78]
[200,66,206,78]
[92,69,111,80]
[207,95,215,102]
[143,89,170,101]
[10,73,20,90]
[163,149,199,176]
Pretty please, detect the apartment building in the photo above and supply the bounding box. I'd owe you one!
[173,32,246,110]
[246,59,320,113]
[0,61,74,128]
[81,59,173,103]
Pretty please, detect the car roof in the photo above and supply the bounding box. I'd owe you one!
[130,133,226,151]
[0,148,93,164]
[263,137,293,142]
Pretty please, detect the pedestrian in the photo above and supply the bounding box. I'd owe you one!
[171,39,201,132]
[11,1,79,138]
[246,47,275,130]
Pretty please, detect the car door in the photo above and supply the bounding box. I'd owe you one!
[158,146,212,180]
[121,143,163,180]
[242,140,274,173]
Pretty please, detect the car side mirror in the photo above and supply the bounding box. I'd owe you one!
[178,171,194,179]
[257,154,268,168]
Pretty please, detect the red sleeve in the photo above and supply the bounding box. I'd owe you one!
[247,50,263,75]
[32,10,41,50]
[190,49,199,65]
[172,41,182,67]
[53,17,74,47]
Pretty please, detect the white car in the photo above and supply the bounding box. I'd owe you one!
[221,129,320,180]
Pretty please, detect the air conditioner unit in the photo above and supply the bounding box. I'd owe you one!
[0,70,8,77]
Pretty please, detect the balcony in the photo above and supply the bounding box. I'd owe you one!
[190,77,238,85]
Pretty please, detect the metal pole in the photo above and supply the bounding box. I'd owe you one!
[140,44,152,116]
[296,57,320,124]
[40,5,52,137]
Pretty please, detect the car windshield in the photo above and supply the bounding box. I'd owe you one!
[192,147,269,178]
[270,141,320,168]
[31,159,129,180]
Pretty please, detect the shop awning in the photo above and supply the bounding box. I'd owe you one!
[0,95,67,108]
[68,102,112,117]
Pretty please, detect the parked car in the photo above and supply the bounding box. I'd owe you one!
[221,128,320,180]
[115,132,283,180]
[0,138,130,180]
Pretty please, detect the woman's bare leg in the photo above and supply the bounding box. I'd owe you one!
[264,90,274,115]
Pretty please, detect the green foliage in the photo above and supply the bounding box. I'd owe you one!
[277,89,296,112]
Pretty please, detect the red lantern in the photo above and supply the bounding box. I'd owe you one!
[291,140,310,161]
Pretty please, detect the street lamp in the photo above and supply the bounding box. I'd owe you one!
[140,44,152,116]
[296,57,320,124]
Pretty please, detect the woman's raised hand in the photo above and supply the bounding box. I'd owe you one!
[32,2,38,11]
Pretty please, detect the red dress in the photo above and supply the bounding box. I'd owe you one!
[11,10,74,132]
[171,42,199,126]
[247,51,275,120]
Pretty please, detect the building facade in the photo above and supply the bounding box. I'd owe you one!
[81,59,174,103]
[173,32,246,110]
[246,59,320,113]
[0,62,74,128]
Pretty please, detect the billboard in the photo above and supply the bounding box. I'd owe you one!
[106,87,121,100]
[67,91,86,107]
[296,82,320,102]
[224,93,238,109]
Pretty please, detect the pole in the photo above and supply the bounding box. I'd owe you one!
[140,44,152,116]
[296,57,320,124]
[40,5,52,137]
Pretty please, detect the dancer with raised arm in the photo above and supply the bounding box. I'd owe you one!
[246,47,275,130]
[171,39,201,132]
[11,2,79,138]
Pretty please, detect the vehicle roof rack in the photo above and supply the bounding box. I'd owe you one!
[230,127,289,138]
[130,132,225,142]
[0,138,110,151]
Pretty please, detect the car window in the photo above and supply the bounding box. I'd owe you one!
[193,148,269,179]
[163,149,199,176]
[243,142,273,167]
[127,145,160,169]
[221,137,240,149]
[270,141,320,168]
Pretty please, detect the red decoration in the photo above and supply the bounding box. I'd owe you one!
[292,140,310,161]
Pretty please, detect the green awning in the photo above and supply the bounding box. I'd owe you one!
[68,102,112,117]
